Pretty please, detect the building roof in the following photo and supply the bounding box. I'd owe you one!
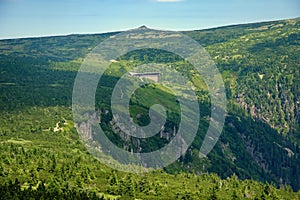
[129,72,160,76]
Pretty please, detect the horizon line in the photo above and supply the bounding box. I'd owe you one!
[1,16,299,41]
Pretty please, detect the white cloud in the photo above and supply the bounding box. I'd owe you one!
[154,0,184,2]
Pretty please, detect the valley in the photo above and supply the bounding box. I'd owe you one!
[0,17,299,199]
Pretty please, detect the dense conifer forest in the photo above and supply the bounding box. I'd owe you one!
[0,17,299,199]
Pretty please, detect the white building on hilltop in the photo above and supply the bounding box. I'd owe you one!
[128,72,160,82]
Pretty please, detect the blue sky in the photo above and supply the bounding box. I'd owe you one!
[0,0,299,39]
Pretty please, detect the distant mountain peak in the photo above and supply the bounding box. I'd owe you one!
[138,25,149,29]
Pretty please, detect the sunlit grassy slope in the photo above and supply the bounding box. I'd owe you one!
[0,17,299,199]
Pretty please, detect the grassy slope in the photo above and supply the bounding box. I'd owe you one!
[0,18,300,198]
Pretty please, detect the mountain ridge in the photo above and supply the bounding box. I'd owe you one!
[0,17,299,198]
[1,16,299,41]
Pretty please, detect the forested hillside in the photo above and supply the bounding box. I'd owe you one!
[0,17,299,199]
[185,18,300,137]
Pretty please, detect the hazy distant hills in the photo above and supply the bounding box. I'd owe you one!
[0,17,299,198]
